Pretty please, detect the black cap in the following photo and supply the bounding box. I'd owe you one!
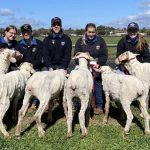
[127,22,139,32]
[51,17,62,27]
[21,24,32,32]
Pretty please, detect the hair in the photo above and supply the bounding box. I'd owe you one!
[85,23,96,31]
[136,34,149,52]
[5,25,17,33]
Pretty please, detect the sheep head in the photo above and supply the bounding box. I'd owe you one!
[19,62,35,74]
[115,51,139,65]
[0,48,16,63]
[99,66,114,74]
[72,52,94,61]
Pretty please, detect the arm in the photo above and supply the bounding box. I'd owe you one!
[74,38,82,56]
[42,38,52,69]
[116,38,126,58]
[97,38,108,66]
[62,37,72,69]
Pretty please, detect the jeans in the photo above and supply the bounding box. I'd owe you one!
[94,80,103,109]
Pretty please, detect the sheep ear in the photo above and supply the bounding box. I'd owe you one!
[30,68,35,74]
[9,57,16,63]
[72,52,81,59]
[89,56,94,61]
[134,53,140,57]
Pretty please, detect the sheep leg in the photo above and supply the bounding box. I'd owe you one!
[34,100,49,138]
[0,98,10,138]
[47,100,54,123]
[63,91,68,119]
[121,101,133,134]
[66,96,73,138]
[15,92,32,136]
[12,96,19,122]
[139,100,150,134]
[103,94,110,124]
[79,97,89,137]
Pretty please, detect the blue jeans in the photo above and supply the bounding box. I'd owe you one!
[94,80,103,109]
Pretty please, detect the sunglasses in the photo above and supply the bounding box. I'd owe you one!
[87,31,96,34]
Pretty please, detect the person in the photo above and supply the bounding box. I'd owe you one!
[42,17,72,71]
[74,23,108,115]
[0,25,17,49]
[116,22,150,64]
[15,24,43,109]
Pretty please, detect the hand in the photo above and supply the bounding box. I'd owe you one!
[92,64,100,72]
[49,68,53,71]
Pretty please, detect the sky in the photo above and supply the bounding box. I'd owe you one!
[0,0,150,29]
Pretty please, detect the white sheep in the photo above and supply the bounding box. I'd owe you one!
[95,66,150,135]
[115,51,150,109]
[0,62,35,138]
[15,69,66,138]
[0,48,23,74]
[63,52,93,137]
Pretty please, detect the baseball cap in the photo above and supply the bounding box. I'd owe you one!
[51,17,62,27]
[21,24,32,32]
[127,22,139,32]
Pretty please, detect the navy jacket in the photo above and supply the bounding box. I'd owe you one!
[15,38,43,70]
[42,32,72,69]
[75,35,108,66]
[117,34,150,63]
[0,37,17,49]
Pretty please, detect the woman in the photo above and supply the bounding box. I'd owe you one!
[74,23,108,115]
[116,22,150,63]
[0,25,17,49]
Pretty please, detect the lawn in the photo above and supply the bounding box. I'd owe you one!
[1,36,150,150]
[1,105,150,150]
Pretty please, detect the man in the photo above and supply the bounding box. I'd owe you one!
[15,24,43,109]
[42,17,72,71]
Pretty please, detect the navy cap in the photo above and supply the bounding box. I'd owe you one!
[21,24,32,32]
[51,17,62,27]
[127,22,139,32]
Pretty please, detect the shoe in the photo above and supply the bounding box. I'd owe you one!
[31,103,37,110]
[94,108,103,115]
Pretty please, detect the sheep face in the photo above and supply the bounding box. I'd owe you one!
[19,62,35,74]
[115,51,139,65]
[73,52,94,61]
[100,66,113,74]
[0,48,16,63]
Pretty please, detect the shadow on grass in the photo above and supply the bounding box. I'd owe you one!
[108,102,144,131]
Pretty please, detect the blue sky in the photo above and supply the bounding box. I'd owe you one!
[0,0,150,29]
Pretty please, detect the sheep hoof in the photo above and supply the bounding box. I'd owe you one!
[38,130,45,138]
[140,113,144,118]
[124,130,130,135]
[4,133,11,139]
[67,132,73,138]
[145,130,150,135]
[103,119,108,125]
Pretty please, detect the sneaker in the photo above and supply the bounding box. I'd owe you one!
[31,103,37,110]
[94,108,103,115]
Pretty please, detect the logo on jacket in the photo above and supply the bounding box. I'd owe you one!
[32,48,36,52]
[96,45,100,50]
[52,40,55,44]
[61,41,65,46]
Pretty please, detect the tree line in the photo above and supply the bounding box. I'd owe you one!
[0,25,150,37]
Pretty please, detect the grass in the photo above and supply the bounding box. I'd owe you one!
[1,105,150,150]
[1,36,149,149]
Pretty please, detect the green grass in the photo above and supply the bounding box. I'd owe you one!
[1,106,150,150]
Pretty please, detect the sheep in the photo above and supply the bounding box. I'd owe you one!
[63,52,93,137]
[0,62,35,138]
[94,66,150,135]
[15,69,66,138]
[0,48,23,74]
[115,51,150,109]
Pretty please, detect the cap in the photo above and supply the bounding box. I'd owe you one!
[127,22,139,32]
[51,17,62,27]
[21,24,32,32]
